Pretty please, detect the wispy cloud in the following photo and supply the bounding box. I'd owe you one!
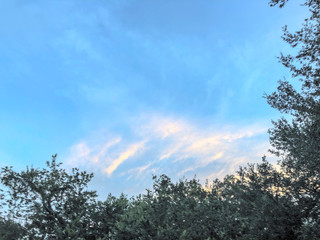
[138,115,269,179]
[91,138,122,164]
[66,138,121,166]
[67,142,91,166]
[65,113,270,185]
[104,141,146,176]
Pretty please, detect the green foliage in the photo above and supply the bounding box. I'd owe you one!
[0,154,99,239]
[0,156,317,239]
[90,194,129,239]
[268,0,289,8]
[222,159,302,239]
[0,217,26,240]
[265,0,320,238]
[115,175,216,239]
[115,175,252,240]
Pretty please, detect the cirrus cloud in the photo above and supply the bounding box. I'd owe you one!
[64,113,271,186]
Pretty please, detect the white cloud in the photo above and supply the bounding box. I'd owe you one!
[64,114,270,185]
[133,114,270,182]
[104,141,146,176]
[67,142,91,166]
[90,138,121,164]
[65,137,121,169]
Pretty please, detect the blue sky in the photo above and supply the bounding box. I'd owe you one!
[0,0,308,197]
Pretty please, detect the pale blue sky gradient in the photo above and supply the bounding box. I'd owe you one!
[0,0,308,197]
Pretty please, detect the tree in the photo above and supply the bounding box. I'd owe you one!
[219,158,302,239]
[0,154,99,239]
[89,193,129,239]
[265,0,320,238]
[114,175,246,240]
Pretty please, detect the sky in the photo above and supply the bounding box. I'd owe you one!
[0,0,308,197]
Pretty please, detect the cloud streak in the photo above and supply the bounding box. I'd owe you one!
[104,141,145,176]
[65,113,270,185]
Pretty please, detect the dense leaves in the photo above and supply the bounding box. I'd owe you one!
[114,175,243,240]
[0,154,100,239]
[0,218,26,240]
[265,0,320,238]
[0,157,313,239]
